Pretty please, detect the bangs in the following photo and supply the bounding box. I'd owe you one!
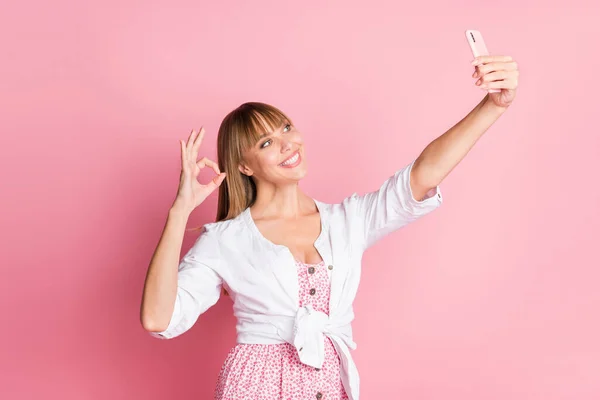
[234,104,292,151]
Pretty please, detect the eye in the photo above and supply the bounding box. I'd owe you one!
[260,123,292,149]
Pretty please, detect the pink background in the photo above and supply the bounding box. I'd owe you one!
[2,1,599,399]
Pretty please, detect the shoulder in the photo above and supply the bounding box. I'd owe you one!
[316,195,360,218]
[314,196,361,232]
[183,215,247,270]
[199,211,251,250]
[202,217,239,235]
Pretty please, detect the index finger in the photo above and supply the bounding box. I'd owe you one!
[472,55,513,65]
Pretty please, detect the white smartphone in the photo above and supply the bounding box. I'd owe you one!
[465,29,501,93]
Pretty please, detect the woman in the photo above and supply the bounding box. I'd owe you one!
[140,54,519,400]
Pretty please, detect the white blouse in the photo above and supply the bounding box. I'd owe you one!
[149,159,444,400]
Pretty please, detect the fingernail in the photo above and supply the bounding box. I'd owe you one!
[472,71,477,78]
[471,59,479,65]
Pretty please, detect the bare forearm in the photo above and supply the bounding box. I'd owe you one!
[140,205,191,332]
[414,94,508,186]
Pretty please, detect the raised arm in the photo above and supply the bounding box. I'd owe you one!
[410,92,508,201]
[349,57,517,251]
[140,127,226,338]
[412,53,518,198]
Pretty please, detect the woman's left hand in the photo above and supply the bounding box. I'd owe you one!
[472,55,519,108]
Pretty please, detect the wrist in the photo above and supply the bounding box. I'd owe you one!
[483,95,510,114]
[169,202,192,218]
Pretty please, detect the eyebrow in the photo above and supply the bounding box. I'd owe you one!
[256,121,289,141]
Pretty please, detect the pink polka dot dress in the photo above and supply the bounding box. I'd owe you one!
[214,259,349,400]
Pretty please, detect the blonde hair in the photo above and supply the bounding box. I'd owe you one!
[215,101,294,222]
[186,102,294,295]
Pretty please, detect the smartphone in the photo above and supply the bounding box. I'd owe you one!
[465,29,501,93]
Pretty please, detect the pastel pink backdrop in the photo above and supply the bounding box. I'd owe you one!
[1,1,599,399]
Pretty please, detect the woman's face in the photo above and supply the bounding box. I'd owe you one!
[239,119,307,185]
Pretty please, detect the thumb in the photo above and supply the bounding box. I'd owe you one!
[208,172,227,190]
[216,172,227,184]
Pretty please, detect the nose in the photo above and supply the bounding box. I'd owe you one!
[281,137,292,152]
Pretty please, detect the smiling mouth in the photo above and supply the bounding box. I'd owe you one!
[279,150,301,167]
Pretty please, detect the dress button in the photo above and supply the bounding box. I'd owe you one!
[308,266,315,274]
[328,264,334,270]
[316,392,323,399]
[309,288,316,296]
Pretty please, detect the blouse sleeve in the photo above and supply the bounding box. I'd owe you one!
[148,227,223,339]
[344,159,444,252]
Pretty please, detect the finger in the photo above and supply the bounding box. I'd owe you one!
[476,61,518,76]
[191,127,206,162]
[478,70,509,84]
[197,157,221,176]
[481,79,516,90]
[206,172,227,191]
[186,129,199,160]
[180,139,187,168]
[472,55,513,66]
[215,172,227,186]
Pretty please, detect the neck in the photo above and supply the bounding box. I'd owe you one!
[251,181,315,220]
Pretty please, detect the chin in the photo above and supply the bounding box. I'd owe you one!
[278,166,307,182]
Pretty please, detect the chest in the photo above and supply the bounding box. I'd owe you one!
[254,212,323,265]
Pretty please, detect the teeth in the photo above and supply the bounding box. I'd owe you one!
[281,152,299,166]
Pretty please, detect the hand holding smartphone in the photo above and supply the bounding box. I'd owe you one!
[465,29,501,93]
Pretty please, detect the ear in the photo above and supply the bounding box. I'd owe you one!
[238,163,253,177]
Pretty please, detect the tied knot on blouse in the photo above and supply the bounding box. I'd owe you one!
[292,304,355,369]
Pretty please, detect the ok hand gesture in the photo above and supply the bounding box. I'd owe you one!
[174,127,226,214]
